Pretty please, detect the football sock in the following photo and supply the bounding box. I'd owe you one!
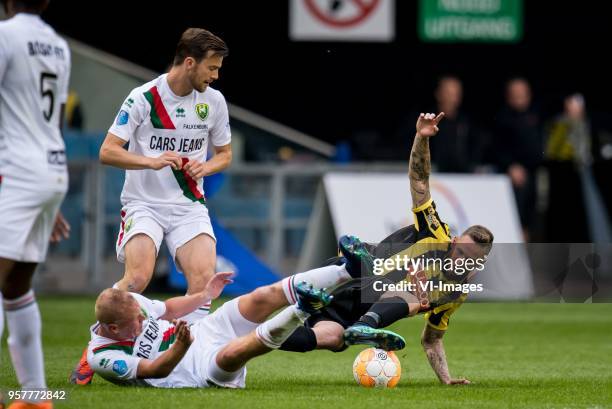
[281,264,351,304]
[208,356,242,385]
[179,299,212,324]
[279,326,318,352]
[5,290,47,391]
[355,296,410,329]
[255,305,309,349]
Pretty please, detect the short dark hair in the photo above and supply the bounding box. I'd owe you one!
[173,28,228,66]
[462,225,494,253]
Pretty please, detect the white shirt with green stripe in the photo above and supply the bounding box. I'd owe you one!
[108,74,231,206]
[87,292,204,387]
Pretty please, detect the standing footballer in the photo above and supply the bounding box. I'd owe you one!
[70,28,232,385]
[0,0,71,408]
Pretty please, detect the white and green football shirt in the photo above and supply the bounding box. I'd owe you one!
[108,74,231,206]
[87,292,204,388]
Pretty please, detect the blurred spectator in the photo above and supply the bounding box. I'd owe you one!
[429,76,481,172]
[494,78,543,241]
[546,94,592,165]
[544,93,591,242]
[64,90,84,130]
[393,76,482,169]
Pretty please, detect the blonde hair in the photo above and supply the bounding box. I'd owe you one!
[95,288,136,324]
[461,225,494,253]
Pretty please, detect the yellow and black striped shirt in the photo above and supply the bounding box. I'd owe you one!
[374,197,466,331]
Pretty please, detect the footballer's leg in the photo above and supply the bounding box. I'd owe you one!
[2,189,62,407]
[280,287,409,352]
[115,234,157,292]
[0,257,12,356]
[173,233,216,322]
[206,283,332,386]
[0,257,14,376]
[165,204,217,322]
[280,320,346,352]
[175,233,216,293]
[238,261,353,324]
[234,235,375,324]
[113,205,165,292]
[337,235,376,277]
[344,292,417,351]
[281,312,407,352]
[312,320,346,350]
[71,214,163,385]
[271,235,375,313]
[2,262,51,401]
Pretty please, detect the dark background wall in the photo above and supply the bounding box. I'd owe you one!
[43,1,611,144]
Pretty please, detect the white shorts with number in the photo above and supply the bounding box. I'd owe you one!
[0,182,65,263]
[115,202,216,263]
[192,297,258,388]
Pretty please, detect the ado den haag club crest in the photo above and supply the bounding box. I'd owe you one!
[195,103,209,121]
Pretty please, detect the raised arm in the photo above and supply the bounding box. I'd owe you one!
[409,112,445,208]
[159,271,234,321]
[421,324,470,385]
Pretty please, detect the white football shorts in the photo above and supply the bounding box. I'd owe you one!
[193,297,259,388]
[0,181,65,262]
[115,202,216,263]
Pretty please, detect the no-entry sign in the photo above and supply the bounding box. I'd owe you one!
[290,0,395,42]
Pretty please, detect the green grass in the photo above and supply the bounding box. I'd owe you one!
[2,298,612,408]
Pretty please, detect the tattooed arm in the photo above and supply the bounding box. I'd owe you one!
[421,324,470,385]
[409,112,445,208]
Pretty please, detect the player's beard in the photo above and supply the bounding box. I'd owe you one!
[189,73,207,93]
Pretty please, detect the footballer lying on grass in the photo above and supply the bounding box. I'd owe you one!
[86,256,403,388]
[280,113,493,386]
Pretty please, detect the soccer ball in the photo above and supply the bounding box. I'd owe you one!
[352,347,401,388]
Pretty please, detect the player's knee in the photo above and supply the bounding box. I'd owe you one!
[330,332,345,351]
[215,345,245,369]
[1,282,30,299]
[1,265,35,298]
[313,321,345,351]
[180,263,215,294]
[250,284,281,307]
[323,328,345,351]
[185,273,208,293]
[120,273,149,293]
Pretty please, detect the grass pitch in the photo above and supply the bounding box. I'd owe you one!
[2,297,611,409]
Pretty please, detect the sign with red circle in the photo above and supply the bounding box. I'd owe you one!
[304,0,380,28]
[290,0,394,42]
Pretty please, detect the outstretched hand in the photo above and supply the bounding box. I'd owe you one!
[204,271,235,300]
[416,112,445,138]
